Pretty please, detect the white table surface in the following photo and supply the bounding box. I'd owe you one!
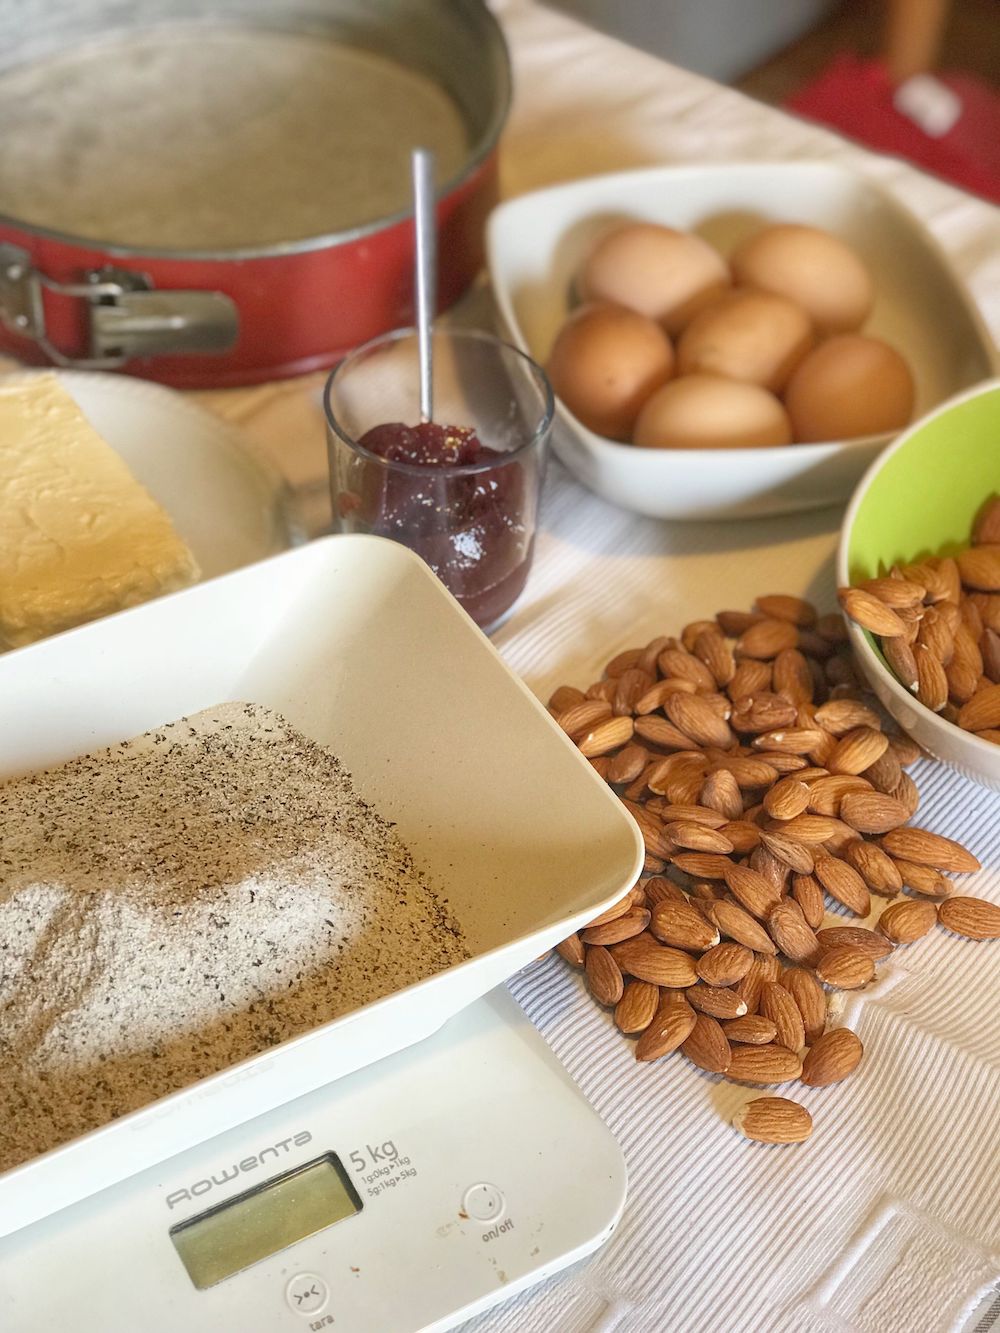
[191,4,1000,1330]
[13,1,1000,1329]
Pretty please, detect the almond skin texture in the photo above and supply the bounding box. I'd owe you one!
[734,955,782,1015]
[578,716,635,757]
[727,1043,802,1085]
[614,980,660,1033]
[806,773,873,816]
[686,983,748,1021]
[733,1097,813,1144]
[635,992,697,1061]
[611,935,700,988]
[814,854,872,917]
[791,873,826,930]
[582,908,651,946]
[816,947,875,990]
[722,1014,779,1045]
[827,727,889,776]
[837,587,906,636]
[650,900,720,951]
[816,925,894,960]
[556,933,586,967]
[957,544,1000,591]
[681,1014,732,1074]
[696,941,755,987]
[585,946,625,1005]
[958,683,1000,732]
[937,896,1000,940]
[783,966,827,1043]
[840,791,910,835]
[704,899,778,955]
[891,857,952,897]
[767,899,820,964]
[760,981,806,1053]
[843,840,904,896]
[755,594,817,626]
[723,862,782,919]
[877,898,938,944]
[881,828,981,873]
[737,618,799,659]
[759,829,815,874]
[763,776,811,820]
[801,1027,864,1086]
[664,821,735,854]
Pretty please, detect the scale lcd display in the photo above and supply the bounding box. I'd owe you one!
[169,1153,362,1290]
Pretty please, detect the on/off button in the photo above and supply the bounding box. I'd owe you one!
[463,1182,505,1222]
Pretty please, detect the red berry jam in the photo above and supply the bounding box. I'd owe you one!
[355,421,533,630]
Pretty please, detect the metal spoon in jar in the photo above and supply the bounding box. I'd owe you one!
[411,146,436,423]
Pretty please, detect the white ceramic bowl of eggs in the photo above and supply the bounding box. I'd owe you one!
[487,162,995,520]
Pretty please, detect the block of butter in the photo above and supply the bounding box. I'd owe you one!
[0,373,200,647]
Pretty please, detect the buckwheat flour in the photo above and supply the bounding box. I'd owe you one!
[0,702,468,1173]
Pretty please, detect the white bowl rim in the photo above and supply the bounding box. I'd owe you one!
[836,374,1000,765]
[488,160,999,464]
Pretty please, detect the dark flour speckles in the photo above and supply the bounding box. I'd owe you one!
[0,702,468,1174]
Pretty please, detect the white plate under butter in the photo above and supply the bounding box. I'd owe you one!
[0,369,299,586]
[0,536,641,1330]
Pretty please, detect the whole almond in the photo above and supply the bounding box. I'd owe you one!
[633,716,700,751]
[750,843,791,892]
[769,814,848,844]
[686,983,748,1020]
[801,1027,864,1086]
[759,830,815,874]
[752,728,826,755]
[583,892,635,929]
[806,773,871,816]
[656,803,727,828]
[664,821,735,854]
[890,858,952,897]
[860,748,903,795]
[696,941,754,987]
[578,716,635,758]
[635,991,697,1061]
[611,934,700,987]
[815,925,894,960]
[582,908,651,946]
[973,497,1000,546]
[938,896,1000,940]
[737,618,799,659]
[704,899,777,955]
[837,587,906,636]
[883,635,920,692]
[733,1096,813,1144]
[700,768,745,821]
[730,694,798,734]
[957,683,1000,732]
[917,606,956,665]
[767,899,820,964]
[760,981,806,1053]
[694,628,736,687]
[671,852,733,880]
[650,900,720,952]
[814,854,871,917]
[754,594,817,626]
[556,933,585,967]
[722,821,763,854]
[773,648,815,705]
[887,733,923,767]
[813,698,883,735]
[957,544,1000,591]
[549,684,585,713]
[607,743,650,785]
[614,979,660,1033]
[681,1013,733,1073]
[723,863,782,919]
[722,1015,778,1045]
[816,947,875,989]
[666,692,734,749]
[816,612,849,642]
[877,898,937,944]
[946,656,981,706]
[734,954,782,1014]
[714,755,781,788]
[791,873,826,929]
[782,966,827,1043]
[843,839,904,896]
[763,776,811,820]
[613,667,654,716]
[637,634,673,677]
[840,790,911,835]
[644,876,689,906]
[657,647,716,692]
[727,1043,803,1084]
[890,772,920,818]
[859,576,926,608]
[604,648,643,678]
[827,727,889,776]
[982,629,1000,683]
[557,699,612,737]
[914,643,949,713]
[635,678,697,714]
[729,659,773,698]
[585,946,624,1005]
[881,827,981,872]
[717,609,764,636]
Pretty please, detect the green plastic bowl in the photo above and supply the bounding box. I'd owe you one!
[837,378,1000,790]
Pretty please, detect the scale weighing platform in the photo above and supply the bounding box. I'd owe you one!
[0,988,626,1332]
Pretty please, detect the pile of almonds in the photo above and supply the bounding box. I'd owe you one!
[839,496,1000,738]
[546,593,1000,1145]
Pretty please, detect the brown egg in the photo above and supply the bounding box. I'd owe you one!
[676,289,814,392]
[731,224,874,333]
[579,223,731,334]
[547,302,674,440]
[633,374,792,450]
[784,335,916,443]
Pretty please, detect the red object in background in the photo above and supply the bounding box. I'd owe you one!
[786,54,1000,205]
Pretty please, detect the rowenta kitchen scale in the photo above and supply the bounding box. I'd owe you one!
[0,989,626,1332]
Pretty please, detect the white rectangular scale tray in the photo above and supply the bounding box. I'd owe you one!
[0,535,642,1237]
